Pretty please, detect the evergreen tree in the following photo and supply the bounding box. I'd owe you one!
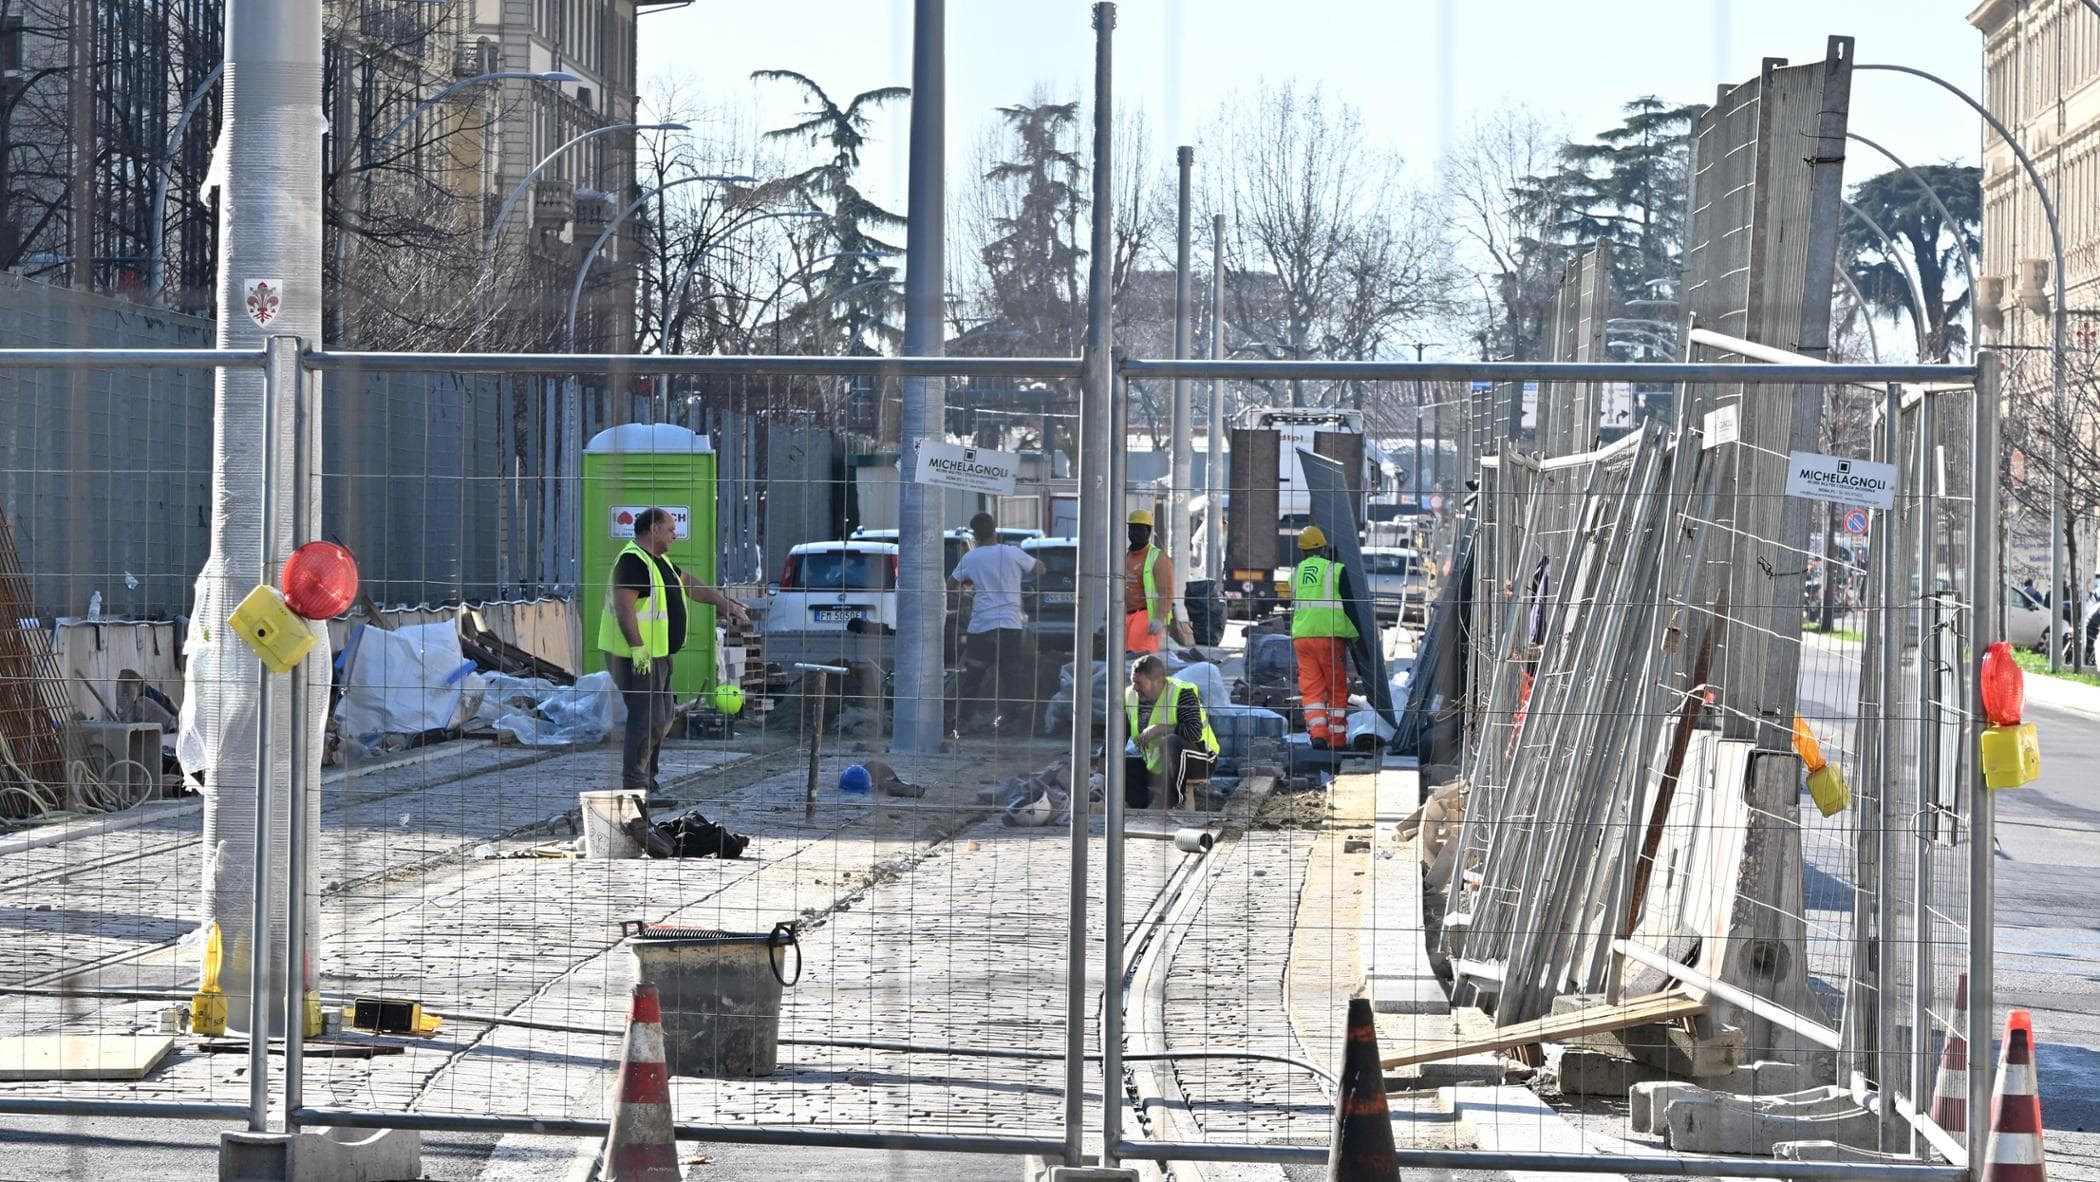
[750,70,910,353]
[1840,164,1981,361]
[1555,96,1701,304]
[977,100,1086,357]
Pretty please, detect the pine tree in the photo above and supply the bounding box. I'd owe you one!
[749,70,910,354]
[1840,164,1980,362]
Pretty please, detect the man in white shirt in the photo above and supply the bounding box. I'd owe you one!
[951,511,1045,736]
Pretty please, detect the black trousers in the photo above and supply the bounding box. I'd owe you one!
[609,653,674,791]
[961,627,1030,733]
[1124,736,1216,809]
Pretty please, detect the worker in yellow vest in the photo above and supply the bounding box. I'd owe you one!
[1123,654,1220,810]
[598,507,749,791]
[1125,508,1175,654]
[1290,525,1358,748]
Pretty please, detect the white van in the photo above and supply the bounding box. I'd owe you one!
[762,540,899,668]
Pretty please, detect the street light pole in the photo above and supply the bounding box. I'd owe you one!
[891,0,948,755]
[1169,145,1194,602]
[1858,61,2069,670]
[146,61,222,306]
[479,120,689,276]
[1205,212,1225,583]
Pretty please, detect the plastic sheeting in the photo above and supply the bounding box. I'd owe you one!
[470,671,625,747]
[333,622,477,740]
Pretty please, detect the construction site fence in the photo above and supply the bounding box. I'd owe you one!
[0,344,1987,1182]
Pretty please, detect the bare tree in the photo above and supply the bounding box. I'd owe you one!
[1441,105,1578,362]
[1203,81,1451,408]
[2001,347,2100,663]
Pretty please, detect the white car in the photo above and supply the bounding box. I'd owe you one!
[2005,583,2069,656]
[1359,546,1428,622]
[762,540,899,668]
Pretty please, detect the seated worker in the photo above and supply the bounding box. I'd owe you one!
[1122,654,1219,811]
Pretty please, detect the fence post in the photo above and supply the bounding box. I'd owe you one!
[1063,4,1117,1168]
[1966,353,2001,1174]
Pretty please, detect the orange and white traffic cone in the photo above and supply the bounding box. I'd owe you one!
[602,983,680,1182]
[1981,1009,2046,1182]
[1928,973,1969,1137]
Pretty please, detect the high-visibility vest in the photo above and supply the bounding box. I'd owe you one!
[1132,545,1174,622]
[596,541,684,658]
[1125,677,1221,772]
[1290,555,1358,639]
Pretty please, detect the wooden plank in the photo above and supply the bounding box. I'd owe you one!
[1379,992,1705,1069]
[0,1034,175,1081]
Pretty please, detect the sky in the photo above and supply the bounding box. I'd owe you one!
[634,0,1988,357]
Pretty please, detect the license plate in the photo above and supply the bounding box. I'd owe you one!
[1045,591,1075,605]
[813,606,869,622]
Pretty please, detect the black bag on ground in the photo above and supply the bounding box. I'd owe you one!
[649,809,751,859]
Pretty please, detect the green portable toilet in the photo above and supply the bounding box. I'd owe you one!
[580,423,719,701]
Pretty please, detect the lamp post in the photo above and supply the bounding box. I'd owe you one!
[480,120,689,276]
[1857,61,2068,669]
[146,61,222,305]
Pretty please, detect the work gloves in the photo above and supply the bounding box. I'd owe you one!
[630,645,652,675]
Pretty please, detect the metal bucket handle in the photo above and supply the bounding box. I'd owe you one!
[768,921,802,987]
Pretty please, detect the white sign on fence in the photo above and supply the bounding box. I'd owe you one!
[912,440,1021,495]
[1702,404,1740,449]
[1783,451,1896,510]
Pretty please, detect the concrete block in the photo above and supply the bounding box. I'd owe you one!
[1563,1014,1743,1078]
[1629,1080,1709,1134]
[1551,1050,1672,1098]
[1711,1059,1806,1096]
[1664,1099,1879,1156]
[1046,1170,1142,1181]
[219,1127,421,1182]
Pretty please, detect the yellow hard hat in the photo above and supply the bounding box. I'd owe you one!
[1127,508,1154,527]
[1298,525,1328,550]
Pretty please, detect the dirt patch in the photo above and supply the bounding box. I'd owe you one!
[1253,788,1331,831]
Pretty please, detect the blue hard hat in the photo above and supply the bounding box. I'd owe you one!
[838,764,873,794]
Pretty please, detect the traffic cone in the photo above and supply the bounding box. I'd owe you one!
[601,983,680,1182]
[1929,973,1969,1136]
[1981,1009,2046,1182]
[1326,997,1399,1182]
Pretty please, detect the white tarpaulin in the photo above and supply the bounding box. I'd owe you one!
[334,622,477,739]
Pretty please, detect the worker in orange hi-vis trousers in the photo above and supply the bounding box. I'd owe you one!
[1290,526,1358,748]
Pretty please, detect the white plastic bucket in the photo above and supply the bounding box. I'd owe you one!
[578,790,647,859]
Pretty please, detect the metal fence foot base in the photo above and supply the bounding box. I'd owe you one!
[219,1126,422,1182]
[1046,1170,1140,1181]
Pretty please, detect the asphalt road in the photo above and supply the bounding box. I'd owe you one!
[1990,695,2100,1177]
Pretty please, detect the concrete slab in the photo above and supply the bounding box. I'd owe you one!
[1441,1085,1634,1182]
[1362,767,1448,1021]
[1549,1050,1672,1097]
[0,1033,174,1080]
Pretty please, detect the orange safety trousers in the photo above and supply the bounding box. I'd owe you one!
[1294,636,1350,742]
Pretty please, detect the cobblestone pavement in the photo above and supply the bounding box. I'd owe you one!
[0,728,1403,1178]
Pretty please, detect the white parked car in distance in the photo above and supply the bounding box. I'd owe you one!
[762,540,899,668]
[1359,546,1428,622]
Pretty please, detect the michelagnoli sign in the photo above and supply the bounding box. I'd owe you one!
[1783,450,1896,511]
[912,439,1021,495]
